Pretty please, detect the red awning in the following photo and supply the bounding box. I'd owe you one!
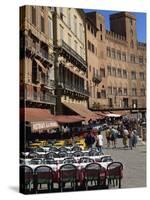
[94,111,106,118]
[111,111,130,116]
[63,102,99,121]
[21,108,54,122]
[20,108,59,131]
[54,115,84,124]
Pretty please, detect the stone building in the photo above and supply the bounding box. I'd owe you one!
[86,11,146,118]
[53,7,90,116]
[20,7,146,120]
[20,6,97,120]
[20,6,56,113]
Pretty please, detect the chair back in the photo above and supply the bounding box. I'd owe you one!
[49,146,59,152]
[28,152,39,158]
[59,164,77,182]
[107,162,123,178]
[73,151,84,157]
[58,151,68,158]
[46,151,59,158]
[44,158,57,164]
[100,156,113,162]
[63,157,77,164]
[59,147,68,152]
[20,165,33,183]
[36,148,45,152]
[72,145,82,151]
[84,163,101,180]
[79,157,94,163]
[34,166,53,180]
[30,158,43,165]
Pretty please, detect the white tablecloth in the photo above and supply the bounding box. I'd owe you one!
[22,161,111,172]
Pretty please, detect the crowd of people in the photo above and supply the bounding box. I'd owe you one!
[83,120,139,152]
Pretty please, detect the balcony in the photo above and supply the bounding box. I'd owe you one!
[92,75,102,85]
[25,91,56,105]
[46,80,55,89]
[25,37,54,66]
[40,94,56,105]
[58,40,87,71]
[41,79,55,89]
[63,82,89,97]
[41,77,48,86]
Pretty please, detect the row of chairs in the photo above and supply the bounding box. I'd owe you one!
[25,150,104,159]
[20,162,123,193]
[21,156,113,165]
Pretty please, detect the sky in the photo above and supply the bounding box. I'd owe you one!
[84,9,146,43]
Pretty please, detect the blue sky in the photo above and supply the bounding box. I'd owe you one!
[84,9,146,43]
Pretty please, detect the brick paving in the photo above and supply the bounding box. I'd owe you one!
[102,132,146,189]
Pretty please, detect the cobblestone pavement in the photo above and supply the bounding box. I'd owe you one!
[102,132,146,189]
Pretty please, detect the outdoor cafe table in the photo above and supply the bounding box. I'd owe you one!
[21,154,112,165]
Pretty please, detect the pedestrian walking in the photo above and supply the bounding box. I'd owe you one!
[105,128,111,147]
[128,129,134,150]
[132,129,138,147]
[110,127,118,148]
[96,130,104,153]
[84,130,95,149]
[123,128,129,148]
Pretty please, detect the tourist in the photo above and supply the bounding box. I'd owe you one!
[110,127,118,148]
[122,128,129,148]
[128,129,134,150]
[84,130,95,149]
[96,130,104,153]
[132,128,138,147]
[105,128,111,148]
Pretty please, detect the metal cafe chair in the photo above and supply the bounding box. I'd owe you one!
[73,151,84,157]
[20,165,34,193]
[43,158,57,165]
[34,166,54,193]
[30,158,43,165]
[107,162,123,188]
[49,146,60,152]
[79,157,94,163]
[59,164,77,192]
[100,156,113,162]
[36,147,45,152]
[84,163,103,190]
[63,157,77,164]
[59,146,68,152]
[46,151,59,159]
[28,152,39,159]
[58,151,68,158]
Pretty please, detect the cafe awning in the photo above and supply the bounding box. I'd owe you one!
[94,111,106,119]
[54,115,84,124]
[63,102,99,121]
[20,108,59,132]
[105,113,121,118]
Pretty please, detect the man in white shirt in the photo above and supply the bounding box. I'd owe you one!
[96,131,104,154]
